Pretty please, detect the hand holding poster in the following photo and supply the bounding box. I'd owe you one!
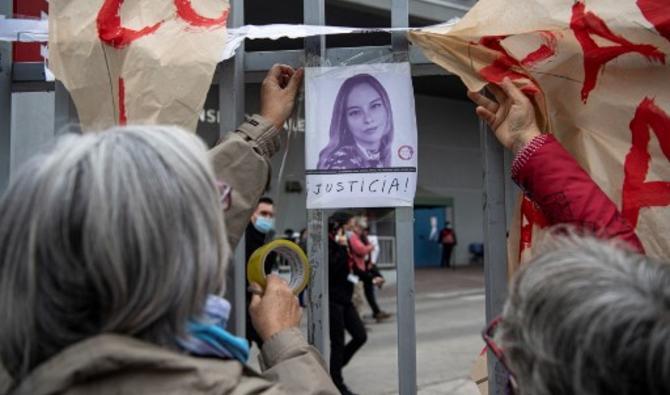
[48,0,230,132]
[305,63,418,209]
[409,0,670,265]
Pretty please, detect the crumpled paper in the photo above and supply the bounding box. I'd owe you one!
[49,0,230,132]
[410,0,670,266]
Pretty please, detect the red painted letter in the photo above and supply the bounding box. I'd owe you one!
[570,1,665,103]
[622,98,670,228]
[478,33,556,95]
[97,0,164,48]
[174,0,229,27]
[637,0,670,42]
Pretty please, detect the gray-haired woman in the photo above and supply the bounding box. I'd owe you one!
[490,235,670,395]
[0,65,339,394]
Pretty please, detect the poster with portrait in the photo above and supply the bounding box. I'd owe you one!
[305,62,418,209]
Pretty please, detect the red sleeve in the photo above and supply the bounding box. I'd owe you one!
[349,234,374,256]
[512,135,645,254]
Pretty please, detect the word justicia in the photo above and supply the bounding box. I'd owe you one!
[308,176,411,196]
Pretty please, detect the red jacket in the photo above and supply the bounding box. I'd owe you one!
[348,232,374,272]
[512,135,644,254]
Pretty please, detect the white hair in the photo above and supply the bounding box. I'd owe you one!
[0,126,229,378]
[500,233,670,395]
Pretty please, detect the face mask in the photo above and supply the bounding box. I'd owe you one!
[254,216,275,234]
[345,230,354,238]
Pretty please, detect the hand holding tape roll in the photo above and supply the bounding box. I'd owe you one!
[247,240,310,295]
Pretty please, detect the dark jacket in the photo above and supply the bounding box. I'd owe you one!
[329,236,354,305]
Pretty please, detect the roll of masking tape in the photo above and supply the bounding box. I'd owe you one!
[247,239,310,295]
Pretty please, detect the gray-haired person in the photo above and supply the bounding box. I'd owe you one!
[0,65,339,394]
[488,235,670,395]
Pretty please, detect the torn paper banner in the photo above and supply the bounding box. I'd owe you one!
[48,0,230,132]
[3,17,459,60]
[410,0,670,265]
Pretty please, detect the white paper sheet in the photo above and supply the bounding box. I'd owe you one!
[305,62,418,209]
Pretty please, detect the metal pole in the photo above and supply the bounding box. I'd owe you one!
[304,0,329,361]
[480,119,509,394]
[391,1,417,394]
[0,0,11,192]
[220,0,246,337]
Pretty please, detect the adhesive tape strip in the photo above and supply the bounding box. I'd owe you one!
[247,239,311,295]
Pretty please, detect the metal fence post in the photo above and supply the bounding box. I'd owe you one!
[304,0,330,361]
[391,0,417,394]
[220,0,247,337]
[480,119,509,395]
[0,0,12,192]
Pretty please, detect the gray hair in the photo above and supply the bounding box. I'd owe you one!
[500,234,670,395]
[0,126,229,378]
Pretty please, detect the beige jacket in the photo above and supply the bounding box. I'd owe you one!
[1,115,338,395]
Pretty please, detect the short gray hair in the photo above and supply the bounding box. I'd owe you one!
[500,234,670,395]
[0,126,229,378]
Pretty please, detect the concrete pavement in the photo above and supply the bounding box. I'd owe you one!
[248,264,486,395]
[344,265,485,395]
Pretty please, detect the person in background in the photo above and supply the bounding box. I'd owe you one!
[439,221,457,268]
[298,228,308,252]
[328,213,367,395]
[360,225,391,322]
[282,228,295,241]
[244,196,276,349]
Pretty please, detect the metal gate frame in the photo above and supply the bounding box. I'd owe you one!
[1,1,511,393]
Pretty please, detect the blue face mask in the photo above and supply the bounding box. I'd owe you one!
[254,216,275,234]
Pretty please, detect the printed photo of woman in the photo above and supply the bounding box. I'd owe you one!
[317,74,394,170]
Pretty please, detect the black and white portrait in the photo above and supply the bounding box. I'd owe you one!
[305,63,418,209]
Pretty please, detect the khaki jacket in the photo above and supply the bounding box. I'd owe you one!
[9,329,337,395]
[1,115,338,395]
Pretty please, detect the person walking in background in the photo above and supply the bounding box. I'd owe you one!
[244,196,276,348]
[328,213,367,395]
[439,221,457,268]
[360,225,391,322]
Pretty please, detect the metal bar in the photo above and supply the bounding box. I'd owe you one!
[0,0,12,192]
[394,207,417,395]
[220,0,247,337]
[306,209,329,357]
[304,0,329,361]
[392,1,417,393]
[480,119,509,395]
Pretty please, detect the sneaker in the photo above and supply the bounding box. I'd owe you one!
[374,311,392,322]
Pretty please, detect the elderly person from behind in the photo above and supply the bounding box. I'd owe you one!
[0,65,339,394]
[469,78,669,393]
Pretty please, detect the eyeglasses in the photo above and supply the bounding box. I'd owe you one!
[482,316,518,394]
[215,180,232,212]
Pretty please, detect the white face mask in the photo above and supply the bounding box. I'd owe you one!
[345,230,354,238]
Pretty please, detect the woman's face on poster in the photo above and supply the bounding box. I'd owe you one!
[345,83,388,148]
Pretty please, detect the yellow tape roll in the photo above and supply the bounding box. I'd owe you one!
[247,239,311,295]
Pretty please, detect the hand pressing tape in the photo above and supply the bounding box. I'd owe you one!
[247,239,310,295]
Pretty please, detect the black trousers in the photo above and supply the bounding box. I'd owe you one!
[441,244,454,267]
[363,275,381,315]
[329,301,367,386]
